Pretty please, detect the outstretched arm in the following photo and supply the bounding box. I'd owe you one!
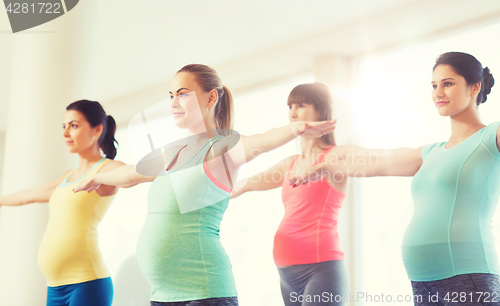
[0,170,71,207]
[231,155,294,199]
[227,120,336,168]
[73,165,156,193]
[338,145,414,157]
[288,147,423,186]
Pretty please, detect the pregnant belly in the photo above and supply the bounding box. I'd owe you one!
[38,228,100,282]
[273,220,342,264]
[136,215,231,284]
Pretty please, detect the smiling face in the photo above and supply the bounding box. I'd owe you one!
[169,72,217,132]
[431,64,481,117]
[62,110,102,154]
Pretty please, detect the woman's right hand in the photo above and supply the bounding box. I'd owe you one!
[73,175,101,193]
[290,119,337,137]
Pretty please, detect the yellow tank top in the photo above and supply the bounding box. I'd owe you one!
[38,158,116,286]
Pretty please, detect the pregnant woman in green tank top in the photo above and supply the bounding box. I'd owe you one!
[74,64,336,305]
[289,52,500,305]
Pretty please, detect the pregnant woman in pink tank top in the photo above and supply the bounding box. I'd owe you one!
[232,83,409,306]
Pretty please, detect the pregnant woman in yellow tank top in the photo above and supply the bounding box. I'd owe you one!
[0,100,126,306]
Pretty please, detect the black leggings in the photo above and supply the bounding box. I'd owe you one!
[150,297,238,306]
[411,273,500,305]
[278,260,349,306]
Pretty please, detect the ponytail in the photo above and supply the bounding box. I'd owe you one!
[214,85,234,135]
[98,115,118,159]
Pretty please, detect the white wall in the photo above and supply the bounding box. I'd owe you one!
[0,132,4,190]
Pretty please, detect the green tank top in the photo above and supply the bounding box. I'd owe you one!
[136,135,236,302]
[404,121,500,281]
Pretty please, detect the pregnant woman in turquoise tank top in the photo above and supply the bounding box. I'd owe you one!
[74,64,336,305]
[288,52,500,305]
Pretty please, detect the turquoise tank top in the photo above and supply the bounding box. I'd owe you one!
[403,121,500,281]
[136,135,237,302]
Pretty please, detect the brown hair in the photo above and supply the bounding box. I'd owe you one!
[67,100,118,159]
[177,64,234,135]
[287,83,336,146]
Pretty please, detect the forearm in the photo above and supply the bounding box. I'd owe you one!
[0,190,41,206]
[248,124,296,158]
[232,173,281,198]
[378,148,414,156]
[289,149,421,186]
[342,146,414,158]
[325,157,381,178]
[92,165,150,187]
[327,152,418,178]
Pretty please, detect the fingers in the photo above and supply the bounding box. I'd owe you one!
[321,125,336,135]
[72,180,97,193]
[288,164,326,187]
[288,174,309,188]
[310,119,336,127]
[303,120,336,135]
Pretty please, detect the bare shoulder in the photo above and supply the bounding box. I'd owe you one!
[328,145,352,155]
[100,160,127,172]
[54,169,73,184]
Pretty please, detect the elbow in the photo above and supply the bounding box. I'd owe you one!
[246,148,264,163]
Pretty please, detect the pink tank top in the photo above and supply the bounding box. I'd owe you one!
[273,146,346,265]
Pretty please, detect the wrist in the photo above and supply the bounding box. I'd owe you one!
[290,121,300,136]
[89,174,98,185]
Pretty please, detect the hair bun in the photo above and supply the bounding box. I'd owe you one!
[479,67,495,104]
[483,67,494,94]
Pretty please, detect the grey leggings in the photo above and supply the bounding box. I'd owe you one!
[150,297,238,306]
[411,273,500,305]
[278,260,349,306]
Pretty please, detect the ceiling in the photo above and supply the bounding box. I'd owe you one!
[1,0,500,129]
